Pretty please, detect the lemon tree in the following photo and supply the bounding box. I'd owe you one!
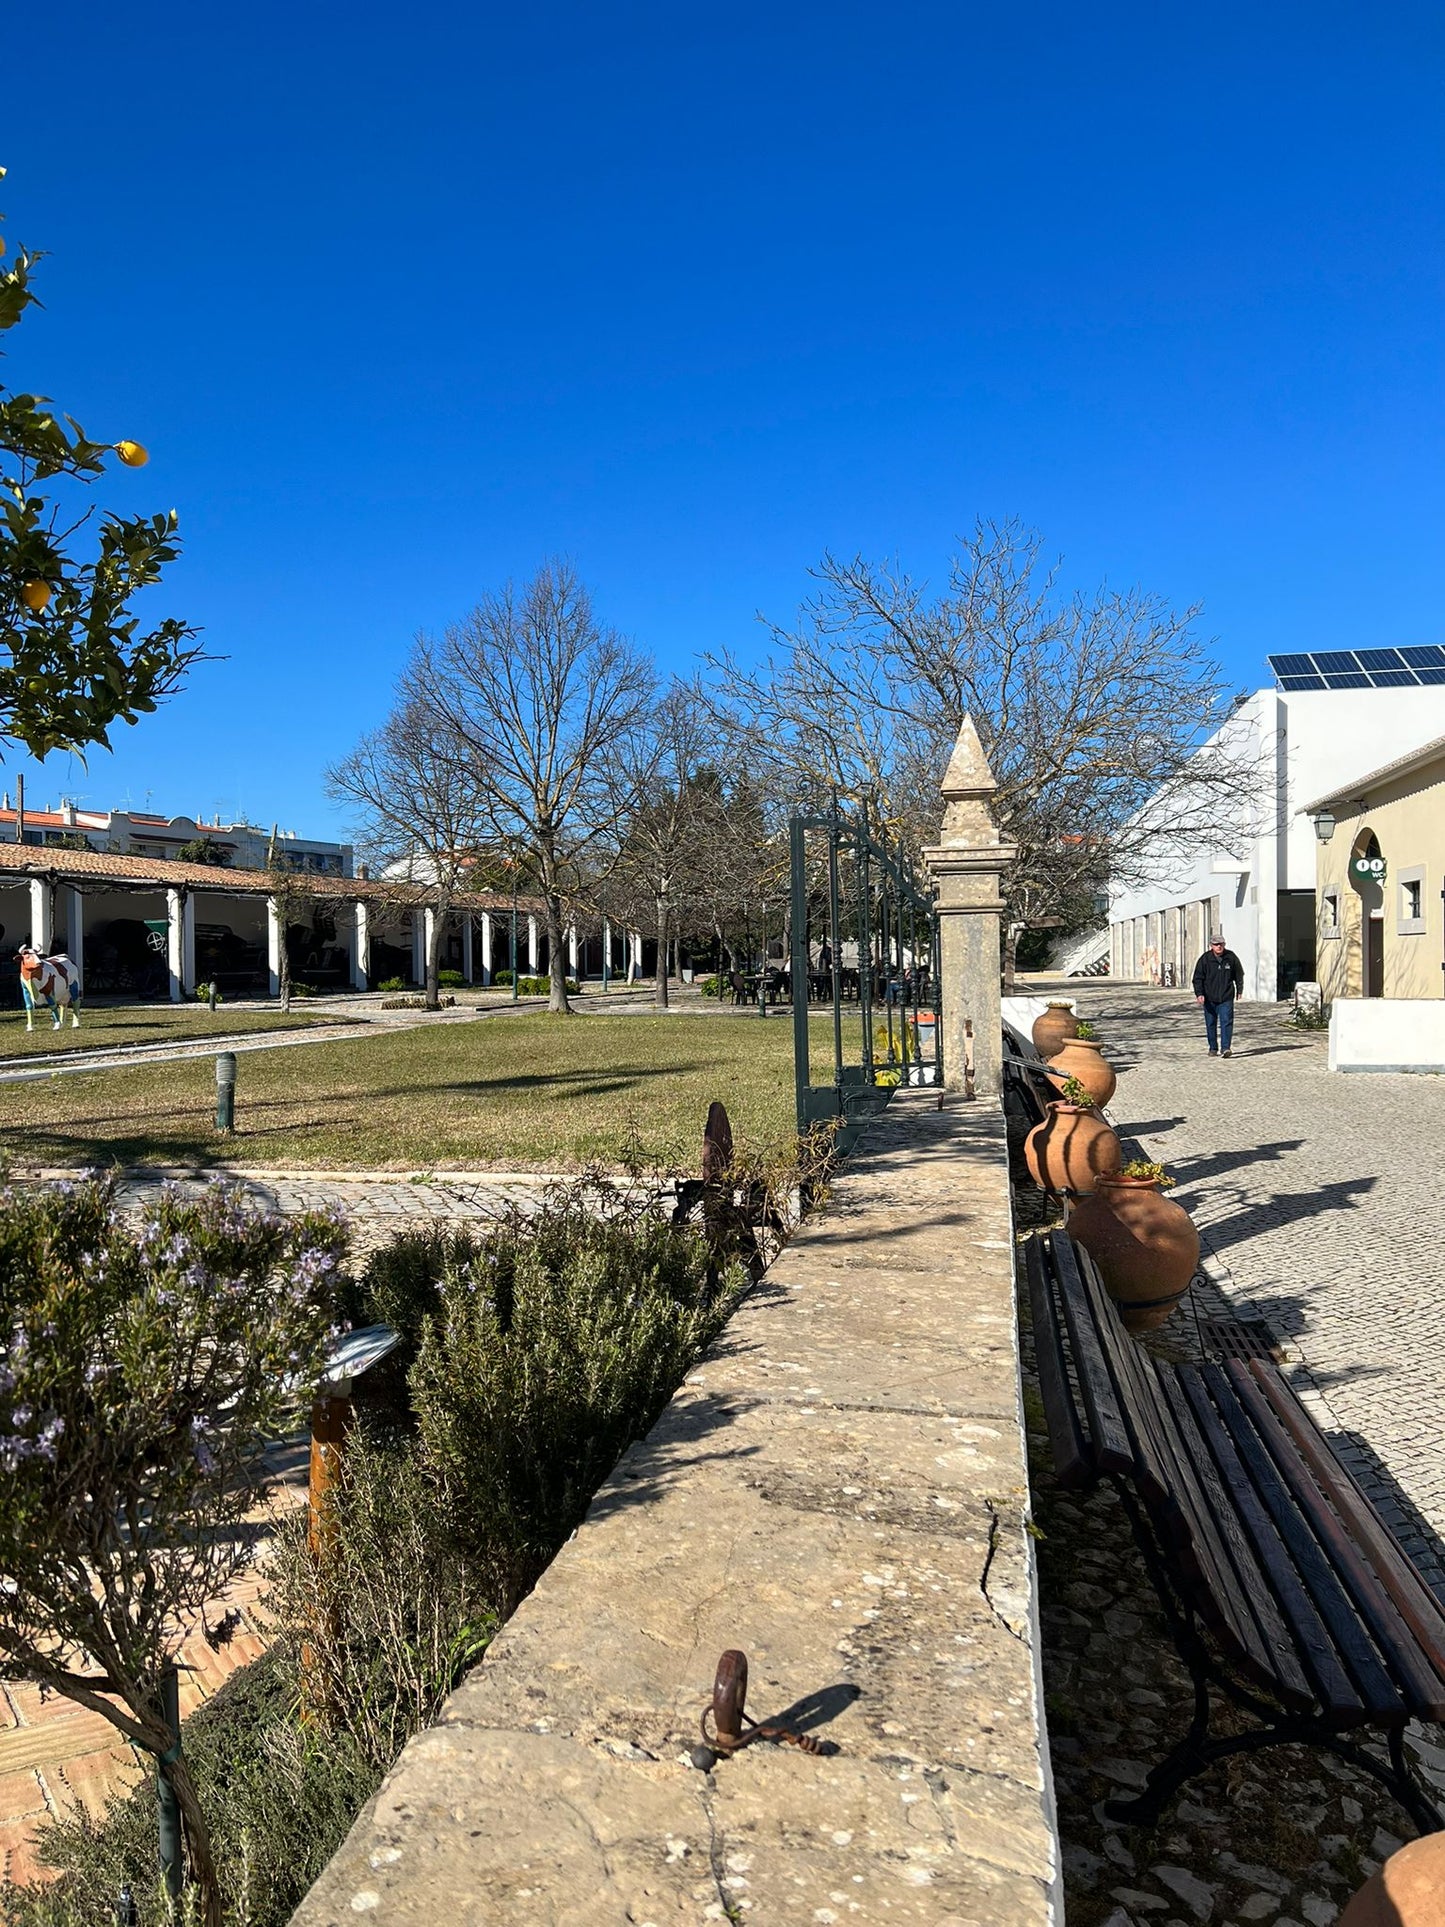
[1,172,200,758]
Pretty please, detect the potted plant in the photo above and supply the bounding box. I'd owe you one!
[1023,1077,1123,1195]
[1045,1028,1117,1108]
[1031,1000,1079,1057]
[1066,1159,1200,1331]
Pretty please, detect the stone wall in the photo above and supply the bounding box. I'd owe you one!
[292,1090,1058,1926]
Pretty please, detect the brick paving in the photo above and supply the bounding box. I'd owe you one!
[1068,981,1445,1589]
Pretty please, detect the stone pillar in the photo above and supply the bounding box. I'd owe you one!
[412,913,426,986]
[61,886,84,983]
[28,878,51,954]
[602,917,612,981]
[567,923,579,976]
[480,912,493,985]
[461,915,474,984]
[267,896,283,999]
[923,716,1017,1100]
[630,930,643,982]
[527,915,539,972]
[352,901,371,991]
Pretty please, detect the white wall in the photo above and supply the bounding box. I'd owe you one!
[1108,684,1445,1002]
[1329,998,1445,1073]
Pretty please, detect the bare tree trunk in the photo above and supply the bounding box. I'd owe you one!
[424,894,446,1011]
[543,884,571,1014]
[278,923,292,1012]
[169,1752,223,1927]
[655,898,670,1010]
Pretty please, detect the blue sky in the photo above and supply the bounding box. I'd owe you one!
[5,3,1443,839]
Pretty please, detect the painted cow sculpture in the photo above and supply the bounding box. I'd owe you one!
[17,948,82,1031]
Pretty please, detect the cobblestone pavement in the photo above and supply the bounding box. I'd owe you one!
[1068,981,1445,1590]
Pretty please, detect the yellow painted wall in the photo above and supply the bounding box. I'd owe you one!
[1315,747,1445,1003]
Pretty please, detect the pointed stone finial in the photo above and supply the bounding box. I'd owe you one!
[940,715,997,799]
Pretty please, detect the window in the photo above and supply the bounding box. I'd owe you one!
[1398,867,1426,936]
[1321,891,1340,937]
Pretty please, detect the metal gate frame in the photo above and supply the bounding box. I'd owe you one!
[789,800,942,1142]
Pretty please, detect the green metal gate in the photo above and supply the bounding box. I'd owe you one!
[789,801,941,1143]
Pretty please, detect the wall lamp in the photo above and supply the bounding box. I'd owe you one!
[1311,808,1336,844]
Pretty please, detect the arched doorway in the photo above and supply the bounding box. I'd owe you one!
[1349,828,1385,998]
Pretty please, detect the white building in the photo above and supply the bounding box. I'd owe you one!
[0,797,352,876]
[1108,650,1445,1001]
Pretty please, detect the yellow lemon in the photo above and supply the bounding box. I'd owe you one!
[20,580,51,612]
[114,440,149,467]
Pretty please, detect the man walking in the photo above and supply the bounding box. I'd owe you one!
[1192,931,1245,1057]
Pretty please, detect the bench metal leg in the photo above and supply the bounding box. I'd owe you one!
[1099,1479,1445,1837]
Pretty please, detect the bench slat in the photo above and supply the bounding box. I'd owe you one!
[1171,1368,1320,1710]
[1230,1365,1445,1721]
[1049,1232,1133,1473]
[1248,1363,1445,1685]
[1204,1363,1403,1723]
[1067,1246,1281,1684]
[1024,1238,1091,1490]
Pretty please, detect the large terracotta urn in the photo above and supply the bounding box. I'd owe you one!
[1023,1103,1123,1195]
[1066,1175,1200,1332]
[1341,1835,1445,1927]
[1031,1001,1078,1057]
[1045,1036,1117,1109]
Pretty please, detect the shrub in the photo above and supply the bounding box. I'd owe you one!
[268,1436,495,1771]
[0,1176,346,1924]
[6,1650,379,1927]
[698,975,721,997]
[349,1225,482,1362]
[409,1199,746,1606]
[1287,999,1330,1031]
[375,976,408,992]
[491,969,513,986]
[437,969,467,988]
[487,971,578,996]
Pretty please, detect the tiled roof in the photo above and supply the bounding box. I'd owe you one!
[0,843,537,913]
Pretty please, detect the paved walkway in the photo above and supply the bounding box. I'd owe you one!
[1069,982,1445,1587]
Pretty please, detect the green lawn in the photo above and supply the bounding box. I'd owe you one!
[0,1004,342,1059]
[0,1011,853,1169]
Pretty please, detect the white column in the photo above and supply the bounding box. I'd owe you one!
[267,896,283,998]
[62,886,84,983]
[423,907,437,984]
[28,878,51,953]
[567,923,579,976]
[630,930,643,981]
[411,913,426,986]
[480,912,493,986]
[352,901,371,991]
[602,917,612,978]
[461,914,474,983]
[527,915,539,971]
[166,888,185,1003]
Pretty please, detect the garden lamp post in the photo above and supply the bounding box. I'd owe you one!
[214,1052,236,1133]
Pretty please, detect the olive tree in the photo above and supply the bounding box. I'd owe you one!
[0,1176,347,1927]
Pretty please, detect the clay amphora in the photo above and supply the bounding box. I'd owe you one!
[1023,1103,1123,1196]
[1031,1001,1079,1057]
[1045,1036,1117,1109]
[1340,1835,1445,1927]
[1066,1175,1199,1331]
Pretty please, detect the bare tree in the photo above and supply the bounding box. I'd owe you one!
[710,519,1264,983]
[603,684,720,1009]
[327,681,487,1010]
[414,562,655,1013]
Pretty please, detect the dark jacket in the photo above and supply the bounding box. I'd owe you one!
[1192,948,1244,1002]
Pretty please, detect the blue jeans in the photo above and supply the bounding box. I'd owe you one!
[1203,999,1234,1052]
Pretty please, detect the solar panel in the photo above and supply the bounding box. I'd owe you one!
[1267,645,1445,690]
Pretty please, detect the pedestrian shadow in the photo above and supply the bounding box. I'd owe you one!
[1162,1139,1307,1185]
[1175,1174,1379,1253]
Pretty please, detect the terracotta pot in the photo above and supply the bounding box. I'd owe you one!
[1341,1835,1445,1926]
[1066,1176,1200,1332]
[1045,1036,1117,1109]
[1031,1001,1079,1057]
[1023,1103,1123,1195]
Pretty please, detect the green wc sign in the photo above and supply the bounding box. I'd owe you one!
[1350,849,1387,889]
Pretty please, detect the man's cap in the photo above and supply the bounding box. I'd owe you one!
[1210,931,1226,944]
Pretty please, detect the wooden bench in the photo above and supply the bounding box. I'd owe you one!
[1027,1228,1445,1834]
[1002,1028,1059,1129]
